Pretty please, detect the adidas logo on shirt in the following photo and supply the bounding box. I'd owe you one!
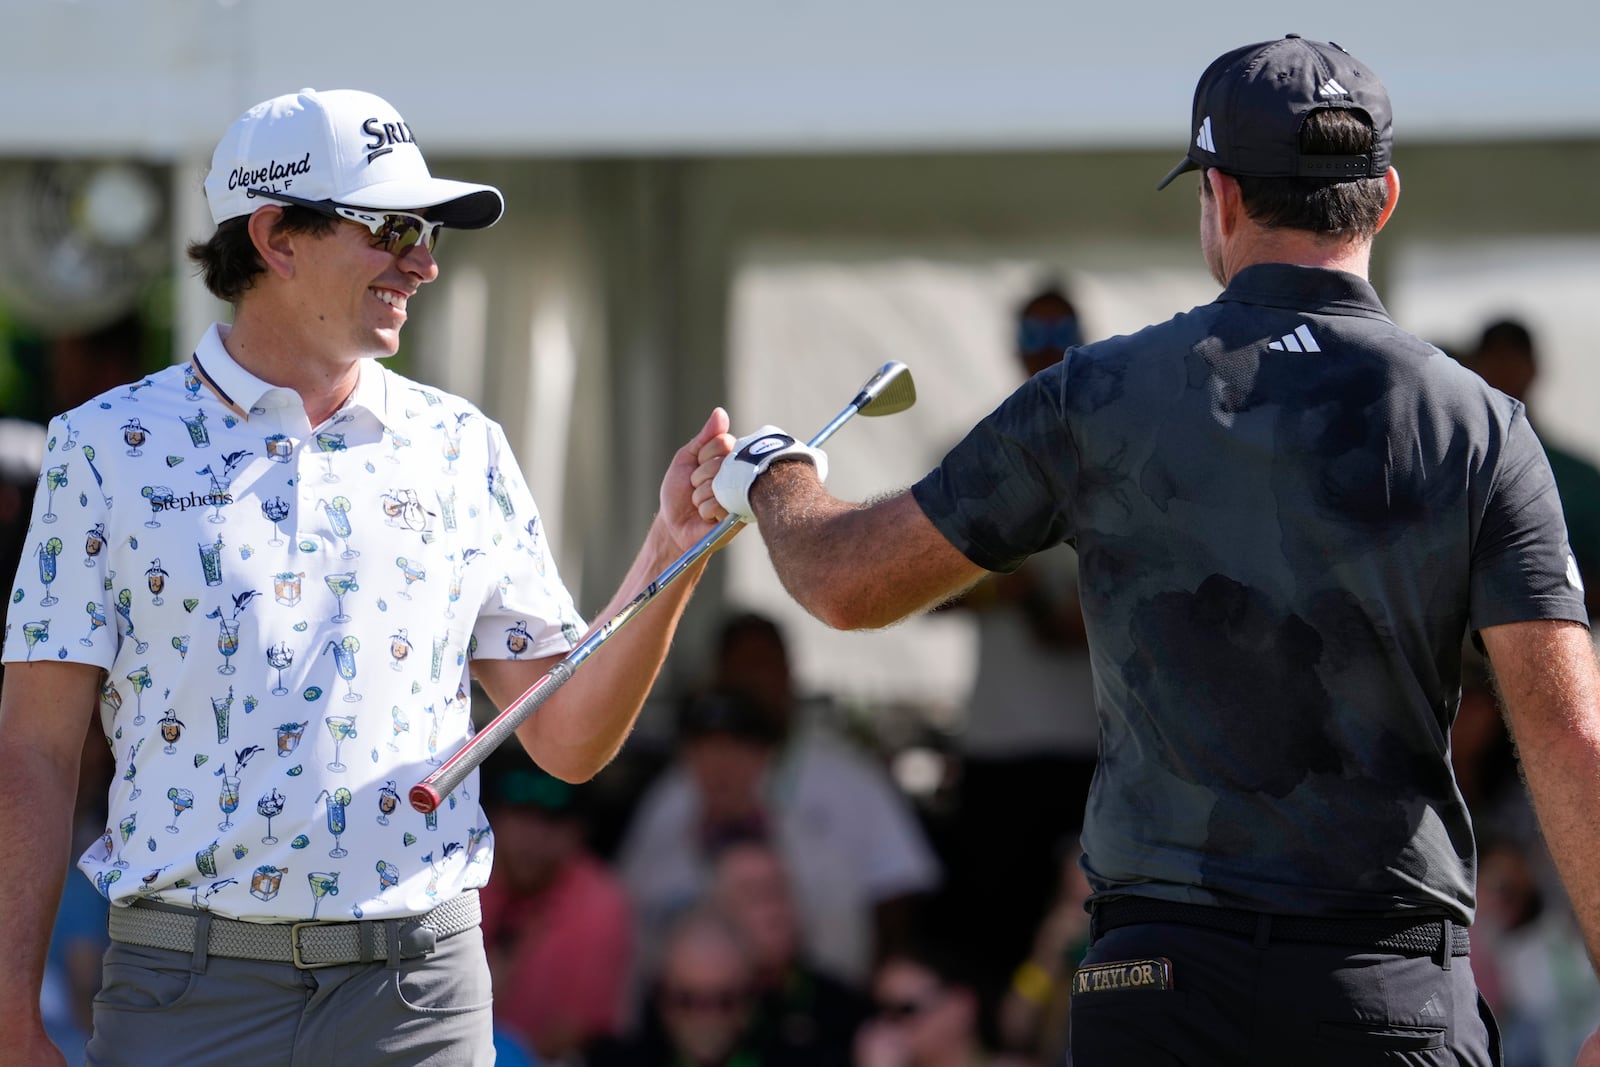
[1317,78,1350,98]
[1195,116,1216,153]
[1267,324,1321,352]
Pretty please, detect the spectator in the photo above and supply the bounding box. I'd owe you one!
[589,907,787,1067]
[994,836,1093,1064]
[479,754,633,1064]
[709,834,870,1066]
[853,941,1014,1067]
[1469,316,1600,613]
[617,615,940,986]
[941,284,1099,1017]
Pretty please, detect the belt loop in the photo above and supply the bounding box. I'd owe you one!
[359,920,375,965]
[190,910,213,973]
[1253,913,1271,950]
[384,919,403,971]
[1438,918,1453,970]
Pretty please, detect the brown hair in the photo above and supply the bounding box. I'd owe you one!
[1207,109,1389,238]
[185,207,338,303]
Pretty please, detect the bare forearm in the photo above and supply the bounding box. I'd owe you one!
[750,463,984,630]
[0,741,80,1032]
[1484,621,1600,968]
[514,516,713,780]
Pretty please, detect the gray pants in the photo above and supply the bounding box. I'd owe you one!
[87,924,493,1067]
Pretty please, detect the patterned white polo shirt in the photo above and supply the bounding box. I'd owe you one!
[2,323,584,922]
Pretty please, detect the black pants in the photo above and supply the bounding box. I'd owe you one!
[1067,920,1501,1066]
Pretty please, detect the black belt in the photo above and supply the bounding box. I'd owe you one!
[1090,897,1470,958]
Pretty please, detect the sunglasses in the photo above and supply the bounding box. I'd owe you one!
[874,993,941,1022]
[247,188,444,256]
[661,987,752,1015]
[1018,316,1083,354]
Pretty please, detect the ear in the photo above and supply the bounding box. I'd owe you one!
[1374,166,1401,233]
[1205,168,1246,237]
[247,206,298,281]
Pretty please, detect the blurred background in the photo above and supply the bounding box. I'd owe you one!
[5,2,1599,1064]
[3,0,1597,718]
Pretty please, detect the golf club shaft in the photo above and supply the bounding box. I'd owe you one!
[409,363,911,812]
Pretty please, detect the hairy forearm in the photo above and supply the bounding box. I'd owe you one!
[751,462,985,630]
[1485,622,1600,968]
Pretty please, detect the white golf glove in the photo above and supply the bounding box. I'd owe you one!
[712,425,829,523]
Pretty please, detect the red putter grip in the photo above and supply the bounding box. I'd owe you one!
[410,783,444,814]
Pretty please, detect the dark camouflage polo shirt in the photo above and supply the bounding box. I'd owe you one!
[913,263,1588,922]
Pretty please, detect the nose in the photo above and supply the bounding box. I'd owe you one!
[398,240,439,283]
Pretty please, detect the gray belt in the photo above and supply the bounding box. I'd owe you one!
[109,891,480,970]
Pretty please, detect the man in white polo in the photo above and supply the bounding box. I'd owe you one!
[0,88,735,1067]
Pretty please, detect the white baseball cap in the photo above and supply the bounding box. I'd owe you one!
[203,88,504,229]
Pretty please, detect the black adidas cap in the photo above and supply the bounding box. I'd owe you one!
[1156,35,1392,191]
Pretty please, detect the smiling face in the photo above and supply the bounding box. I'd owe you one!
[291,215,439,360]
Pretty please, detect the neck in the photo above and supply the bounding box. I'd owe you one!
[225,300,364,427]
[1222,226,1372,285]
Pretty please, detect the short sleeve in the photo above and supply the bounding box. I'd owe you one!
[1470,409,1590,632]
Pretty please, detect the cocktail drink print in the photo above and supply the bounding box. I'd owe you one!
[37,538,63,606]
[250,865,287,902]
[199,536,225,587]
[489,469,514,520]
[81,601,107,646]
[267,642,294,695]
[430,635,448,682]
[84,522,106,566]
[142,486,174,529]
[325,571,358,622]
[317,787,353,857]
[210,612,240,675]
[388,706,410,750]
[389,628,412,671]
[42,465,68,523]
[395,556,425,598]
[273,571,303,607]
[212,686,234,742]
[121,418,148,457]
[320,497,359,559]
[114,813,137,868]
[183,364,203,401]
[144,559,168,605]
[181,409,210,448]
[307,871,339,919]
[261,497,291,546]
[158,708,185,754]
[383,426,410,462]
[196,840,221,878]
[80,445,111,508]
[217,774,242,831]
[505,620,532,659]
[378,781,400,825]
[21,619,51,660]
[323,636,362,702]
[115,589,149,653]
[122,741,143,800]
[276,720,308,757]
[314,431,346,482]
[376,860,400,893]
[324,715,358,771]
[166,786,194,833]
[258,788,286,844]
[125,667,151,725]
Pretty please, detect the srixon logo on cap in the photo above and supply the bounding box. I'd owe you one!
[362,117,416,163]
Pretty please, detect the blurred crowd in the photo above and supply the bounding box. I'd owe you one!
[8,296,1600,1067]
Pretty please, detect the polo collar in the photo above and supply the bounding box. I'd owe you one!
[189,323,402,431]
[1217,263,1391,320]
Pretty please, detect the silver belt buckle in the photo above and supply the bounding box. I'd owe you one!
[289,920,344,970]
